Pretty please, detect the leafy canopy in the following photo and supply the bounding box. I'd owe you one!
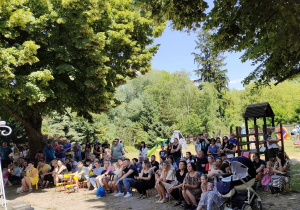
[0,0,165,121]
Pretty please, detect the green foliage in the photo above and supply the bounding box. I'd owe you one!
[0,0,166,154]
[205,0,300,85]
[193,30,229,93]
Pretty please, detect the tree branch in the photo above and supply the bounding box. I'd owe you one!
[0,104,33,131]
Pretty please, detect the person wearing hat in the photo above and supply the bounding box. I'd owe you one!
[111,139,123,163]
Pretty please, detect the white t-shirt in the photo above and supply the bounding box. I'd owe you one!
[139,147,148,157]
[195,142,201,153]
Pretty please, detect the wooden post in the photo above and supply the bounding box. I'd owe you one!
[236,126,240,156]
[230,127,233,135]
[255,125,259,154]
[280,123,284,155]
[263,115,267,135]
[245,117,250,151]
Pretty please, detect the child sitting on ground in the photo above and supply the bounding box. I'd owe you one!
[3,164,13,187]
[261,161,274,191]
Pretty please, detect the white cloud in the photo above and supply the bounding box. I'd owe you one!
[229,78,243,84]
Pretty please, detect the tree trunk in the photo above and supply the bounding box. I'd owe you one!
[1,104,43,160]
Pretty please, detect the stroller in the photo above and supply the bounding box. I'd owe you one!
[216,156,262,210]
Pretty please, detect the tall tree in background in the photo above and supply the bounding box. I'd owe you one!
[206,0,300,85]
[0,0,165,157]
[192,30,229,93]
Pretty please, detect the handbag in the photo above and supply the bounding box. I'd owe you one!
[226,154,234,159]
[216,181,232,195]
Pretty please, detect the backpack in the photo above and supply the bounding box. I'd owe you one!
[96,186,106,197]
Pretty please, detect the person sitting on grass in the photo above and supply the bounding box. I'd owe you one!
[182,162,201,209]
[21,161,39,193]
[167,160,188,207]
[155,160,175,204]
[52,159,68,185]
[114,158,138,198]
[135,159,156,199]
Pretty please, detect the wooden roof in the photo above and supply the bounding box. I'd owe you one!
[244,102,275,118]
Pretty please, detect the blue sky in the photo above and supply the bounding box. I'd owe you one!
[150,1,255,90]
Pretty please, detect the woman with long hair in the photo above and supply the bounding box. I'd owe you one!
[52,159,68,185]
[268,152,290,193]
[155,160,175,203]
[167,160,188,206]
[207,138,220,161]
[220,136,236,161]
[135,159,156,199]
[182,162,201,209]
[138,141,148,162]
[85,141,92,160]
[205,155,214,173]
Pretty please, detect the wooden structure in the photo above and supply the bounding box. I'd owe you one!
[234,102,284,158]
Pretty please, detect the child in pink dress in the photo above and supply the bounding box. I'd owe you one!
[261,161,274,191]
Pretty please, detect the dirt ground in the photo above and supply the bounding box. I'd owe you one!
[4,186,300,210]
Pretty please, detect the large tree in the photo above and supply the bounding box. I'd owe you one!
[0,0,165,156]
[205,0,300,85]
[192,30,229,93]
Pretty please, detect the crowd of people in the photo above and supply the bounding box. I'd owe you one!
[0,129,291,210]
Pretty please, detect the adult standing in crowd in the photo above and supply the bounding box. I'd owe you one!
[229,133,237,147]
[220,136,236,161]
[171,138,182,167]
[53,141,60,155]
[111,139,124,163]
[73,141,82,162]
[194,134,202,154]
[44,143,55,164]
[252,152,265,190]
[85,141,92,160]
[93,143,102,160]
[264,128,280,162]
[102,140,110,153]
[207,138,220,161]
[0,142,12,168]
[21,145,29,160]
[138,141,148,162]
[201,133,211,157]
[63,139,72,158]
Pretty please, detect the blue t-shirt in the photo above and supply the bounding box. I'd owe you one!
[0,147,12,160]
[136,163,143,173]
[229,138,237,145]
[73,145,82,157]
[208,145,219,160]
[64,143,72,153]
[13,167,21,177]
[56,149,65,158]
[44,147,55,159]
[93,167,104,175]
